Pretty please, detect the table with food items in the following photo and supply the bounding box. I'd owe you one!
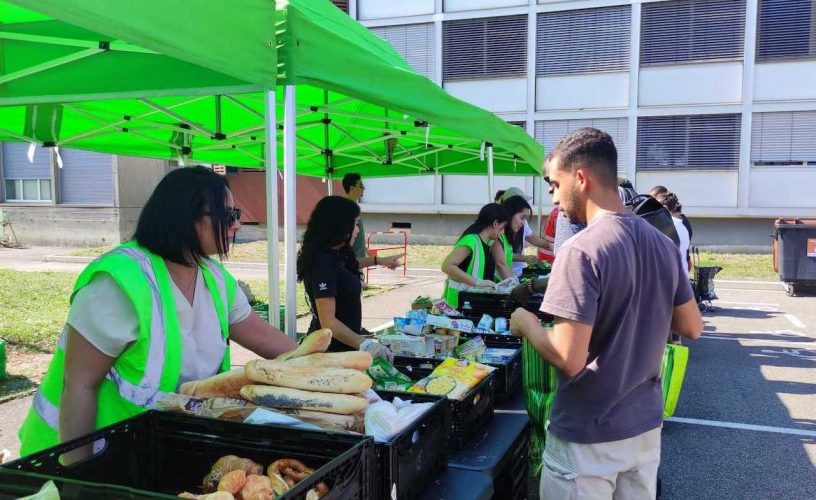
[0,281,550,500]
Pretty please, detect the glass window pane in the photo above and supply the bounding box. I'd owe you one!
[5,179,18,200]
[23,179,39,200]
[40,179,52,201]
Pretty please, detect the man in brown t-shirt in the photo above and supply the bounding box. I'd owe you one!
[510,128,703,499]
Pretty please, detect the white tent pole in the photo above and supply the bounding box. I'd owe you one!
[283,85,298,340]
[327,171,333,195]
[487,144,494,203]
[537,174,544,236]
[263,89,280,329]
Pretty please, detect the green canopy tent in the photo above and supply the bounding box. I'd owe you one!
[0,0,545,334]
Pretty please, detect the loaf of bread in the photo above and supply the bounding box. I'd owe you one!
[271,408,365,433]
[240,385,369,415]
[179,368,251,399]
[245,363,372,394]
[274,351,373,371]
[274,329,332,362]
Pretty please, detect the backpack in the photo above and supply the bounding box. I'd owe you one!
[626,194,680,246]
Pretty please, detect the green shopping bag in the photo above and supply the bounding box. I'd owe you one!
[660,343,689,419]
[522,337,558,477]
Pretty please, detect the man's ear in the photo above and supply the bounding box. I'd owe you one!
[575,168,589,192]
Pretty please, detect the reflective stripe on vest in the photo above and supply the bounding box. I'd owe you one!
[33,390,59,430]
[107,247,168,408]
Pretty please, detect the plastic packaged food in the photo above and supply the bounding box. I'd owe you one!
[366,357,415,391]
[454,336,487,362]
[407,358,494,400]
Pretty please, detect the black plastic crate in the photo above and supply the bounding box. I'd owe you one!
[458,334,523,401]
[392,357,495,451]
[448,413,531,500]
[0,411,373,500]
[373,391,449,500]
[459,291,551,321]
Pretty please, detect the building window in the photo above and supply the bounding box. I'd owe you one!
[751,111,816,166]
[757,0,816,62]
[637,114,741,170]
[640,0,746,66]
[4,178,52,202]
[330,0,349,14]
[535,118,629,174]
[443,16,527,81]
[371,23,437,80]
[536,6,631,77]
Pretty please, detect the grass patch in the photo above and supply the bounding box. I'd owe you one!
[69,246,113,257]
[696,252,775,281]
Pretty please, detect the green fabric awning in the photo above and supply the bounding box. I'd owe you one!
[0,0,544,178]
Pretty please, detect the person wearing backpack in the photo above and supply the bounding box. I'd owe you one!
[510,127,703,499]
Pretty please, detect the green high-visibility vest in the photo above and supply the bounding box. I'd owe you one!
[496,234,514,281]
[18,242,236,457]
[443,233,489,309]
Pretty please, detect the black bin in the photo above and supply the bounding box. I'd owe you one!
[0,411,373,499]
[773,218,816,296]
[392,357,495,451]
[372,391,449,500]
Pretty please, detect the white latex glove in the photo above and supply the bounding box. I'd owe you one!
[360,339,394,363]
[474,279,496,289]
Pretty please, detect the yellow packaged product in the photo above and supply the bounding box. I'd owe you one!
[408,358,494,400]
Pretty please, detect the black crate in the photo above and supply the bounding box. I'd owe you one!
[458,333,522,401]
[459,291,551,322]
[448,414,531,500]
[372,391,449,500]
[392,357,495,451]
[0,411,373,500]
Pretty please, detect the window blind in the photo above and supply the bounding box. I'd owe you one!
[535,118,629,174]
[637,114,742,170]
[641,0,746,65]
[371,23,437,80]
[757,0,816,62]
[537,6,631,76]
[443,16,528,81]
[751,111,816,165]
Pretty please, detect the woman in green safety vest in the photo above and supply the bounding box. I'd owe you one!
[18,166,298,460]
[441,203,510,308]
[492,194,535,281]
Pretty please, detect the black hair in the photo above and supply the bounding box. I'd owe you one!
[460,203,510,240]
[134,166,232,266]
[342,173,362,194]
[297,196,361,282]
[501,195,532,253]
[650,185,669,197]
[551,127,618,188]
[656,191,682,213]
[494,189,505,203]
[618,177,634,189]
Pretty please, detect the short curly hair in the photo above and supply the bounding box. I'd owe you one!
[656,191,682,213]
[551,127,618,188]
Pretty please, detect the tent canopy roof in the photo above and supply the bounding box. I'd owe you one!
[0,0,544,177]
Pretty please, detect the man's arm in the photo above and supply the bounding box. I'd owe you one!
[510,308,590,377]
[671,298,703,339]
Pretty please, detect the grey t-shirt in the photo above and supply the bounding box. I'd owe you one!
[540,212,693,444]
[351,215,367,259]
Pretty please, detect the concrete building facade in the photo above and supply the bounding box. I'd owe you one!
[344,0,816,248]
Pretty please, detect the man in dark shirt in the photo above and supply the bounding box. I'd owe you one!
[511,128,703,499]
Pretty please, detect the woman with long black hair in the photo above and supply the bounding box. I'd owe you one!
[493,195,535,280]
[441,203,510,308]
[297,196,393,360]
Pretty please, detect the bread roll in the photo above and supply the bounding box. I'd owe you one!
[179,368,251,399]
[240,385,368,415]
[245,363,372,394]
[276,351,373,371]
[274,329,332,362]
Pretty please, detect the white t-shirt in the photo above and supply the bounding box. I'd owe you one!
[672,217,690,279]
[67,269,252,388]
[512,220,535,275]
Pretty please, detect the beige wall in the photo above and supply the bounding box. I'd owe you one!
[0,205,120,247]
[115,156,175,240]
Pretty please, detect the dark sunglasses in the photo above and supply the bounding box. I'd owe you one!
[203,208,241,225]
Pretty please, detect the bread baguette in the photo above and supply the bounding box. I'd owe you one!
[276,351,373,371]
[245,363,372,394]
[240,385,368,415]
[271,408,365,433]
[274,329,332,362]
[179,368,251,399]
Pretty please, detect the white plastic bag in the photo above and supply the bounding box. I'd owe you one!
[365,397,433,442]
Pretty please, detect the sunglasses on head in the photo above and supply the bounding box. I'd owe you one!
[203,207,241,225]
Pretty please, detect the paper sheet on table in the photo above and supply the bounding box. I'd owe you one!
[244,408,324,431]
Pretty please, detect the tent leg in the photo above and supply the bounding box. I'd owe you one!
[283,85,298,340]
[264,89,280,330]
[537,174,544,236]
[327,171,333,196]
[487,145,494,203]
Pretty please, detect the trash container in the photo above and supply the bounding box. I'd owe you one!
[773,218,816,296]
[250,303,287,332]
[0,338,7,381]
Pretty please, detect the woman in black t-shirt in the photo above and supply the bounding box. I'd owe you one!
[296,196,392,360]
